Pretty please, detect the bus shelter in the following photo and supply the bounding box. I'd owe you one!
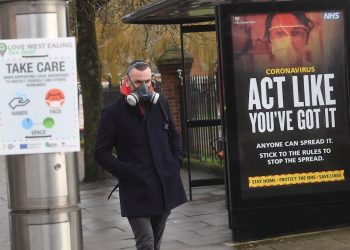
[123,0,350,242]
[123,0,228,202]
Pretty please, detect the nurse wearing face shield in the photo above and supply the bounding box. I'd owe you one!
[265,13,314,67]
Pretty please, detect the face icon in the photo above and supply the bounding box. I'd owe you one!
[45,88,65,108]
[269,14,309,66]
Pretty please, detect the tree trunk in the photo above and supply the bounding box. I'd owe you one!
[76,0,105,181]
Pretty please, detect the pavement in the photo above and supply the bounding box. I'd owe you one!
[1,151,350,250]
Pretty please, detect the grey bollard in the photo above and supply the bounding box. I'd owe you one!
[6,152,80,210]
[10,207,83,250]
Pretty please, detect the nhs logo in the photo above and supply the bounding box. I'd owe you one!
[324,12,340,20]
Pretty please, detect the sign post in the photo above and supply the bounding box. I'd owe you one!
[0,1,83,249]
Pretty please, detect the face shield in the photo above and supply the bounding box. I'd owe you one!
[269,25,309,65]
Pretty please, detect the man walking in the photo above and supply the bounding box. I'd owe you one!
[94,60,187,250]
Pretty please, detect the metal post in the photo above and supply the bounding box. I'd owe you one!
[108,72,112,100]
[177,67,193,200]
[108,73,112,88]
[0,1,83,249]
[180,24,193,200]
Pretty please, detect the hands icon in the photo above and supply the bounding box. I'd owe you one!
[9,97,30,109]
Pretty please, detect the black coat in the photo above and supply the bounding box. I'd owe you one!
[94,95,187,217]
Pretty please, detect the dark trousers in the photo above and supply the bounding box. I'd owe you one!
[127,212,170,250]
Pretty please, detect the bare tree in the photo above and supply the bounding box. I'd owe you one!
[74,0,104,181]
[94,1,217,80]
[95,0,181,81]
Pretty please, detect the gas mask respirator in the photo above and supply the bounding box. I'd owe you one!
[126,82,160,106]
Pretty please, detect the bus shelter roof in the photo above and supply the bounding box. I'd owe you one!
[121,0,230,24]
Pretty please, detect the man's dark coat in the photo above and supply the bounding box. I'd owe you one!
[94,96,187,217]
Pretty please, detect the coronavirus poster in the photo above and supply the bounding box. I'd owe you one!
[230,10,350,198]
[0,37,80,155]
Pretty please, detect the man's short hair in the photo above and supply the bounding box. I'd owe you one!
[264,13,314,44]
[127,60,150,74]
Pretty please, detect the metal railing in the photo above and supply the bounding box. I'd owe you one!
[186,75,222,163]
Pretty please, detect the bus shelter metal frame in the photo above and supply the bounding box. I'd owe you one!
[179,24,226,201]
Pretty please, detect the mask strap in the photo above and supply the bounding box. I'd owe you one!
[126,73,137,89]
[127,61,148,74]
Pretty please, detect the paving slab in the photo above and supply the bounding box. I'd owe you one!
[2,153,350,249]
